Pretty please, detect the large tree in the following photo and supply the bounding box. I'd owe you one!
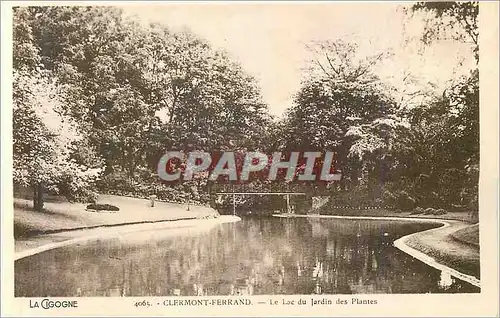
[13,70,102,210]
[282,40,396,190]
[13,6,272,204]
[410,1,478,62]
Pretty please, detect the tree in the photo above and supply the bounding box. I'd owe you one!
[13,70,102,210]
[398,1,480,210]
[12,7,40,71]
[282,39,396,189]
[393,69,478,208]
[13,6,272,205]
[409,1,478,62]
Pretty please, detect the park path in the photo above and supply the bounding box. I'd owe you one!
[14,194,221,256]
[14,194,216,233]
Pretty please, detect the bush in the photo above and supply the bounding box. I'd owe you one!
[97,171,136,193]
[410,206,425,215]
[423,207,436,215]
[57,175,100,203]
[434,208,447,215]
[396,191,416,211]
[70,189,99,203]
[421,207,447,215]
[86,203,120,212]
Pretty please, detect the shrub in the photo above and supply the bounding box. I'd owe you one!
[410,206,425,215]
[97,171,136,193]
[69,189,99,203]
[57,173,100,203]
[396,191,416,211]
[434,208,447,215]
[423,207,436,215]
[86,203,120,212]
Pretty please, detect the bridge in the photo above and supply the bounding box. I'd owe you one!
[216,192,307,215]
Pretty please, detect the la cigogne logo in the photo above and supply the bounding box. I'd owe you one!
[157,151,341,183]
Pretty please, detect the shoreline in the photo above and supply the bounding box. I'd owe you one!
[15,215,241,261]
[393,222,480,288]
[15,210,480,289]
[14,195,219,238]
[15,215,201,238]
[273,214,480,288]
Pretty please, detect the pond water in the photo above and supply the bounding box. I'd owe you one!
[15,216,480,297]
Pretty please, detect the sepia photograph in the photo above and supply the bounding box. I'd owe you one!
[2,1,499,316]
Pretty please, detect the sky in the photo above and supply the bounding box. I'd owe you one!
[121,3,476,117]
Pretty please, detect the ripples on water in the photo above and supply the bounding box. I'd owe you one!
[15,216,480,296]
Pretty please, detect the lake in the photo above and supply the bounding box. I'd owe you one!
[15,216,480,296]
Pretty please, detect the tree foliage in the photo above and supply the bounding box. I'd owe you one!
[411,1,478,62]
[281,40,397,190]
[12,4,479,213]
[278,1,479,210]
[13,69,102,209]
[13,6,271,207]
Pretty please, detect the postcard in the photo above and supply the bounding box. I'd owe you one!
[1,1,498,317]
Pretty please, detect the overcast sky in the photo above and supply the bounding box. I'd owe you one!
[121,3,475,117]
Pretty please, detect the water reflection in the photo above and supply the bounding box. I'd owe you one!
[15,217,479,297]
[438,271,454,290]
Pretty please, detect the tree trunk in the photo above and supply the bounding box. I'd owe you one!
[127,148,137,178]
[350,167,360,187]
[33,183,44,211]
[167,94,178,124]
[33,185,38,209]
[128,164,136,178]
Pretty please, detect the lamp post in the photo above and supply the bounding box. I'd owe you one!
[149,195,157,207]
[232,193,236,216]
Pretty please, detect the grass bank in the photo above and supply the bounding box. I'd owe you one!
[316,208,475,222]
[402,221,480,279]
[14,194,219,238]
[450,224,480,248]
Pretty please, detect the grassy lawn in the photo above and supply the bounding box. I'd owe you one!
[320,208,475,222]
[450,224,480,248]
[405,236,480,279]
[404,221,480,278]
[14,194,218,238]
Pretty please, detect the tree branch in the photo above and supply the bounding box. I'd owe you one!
[325,53,341,77]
